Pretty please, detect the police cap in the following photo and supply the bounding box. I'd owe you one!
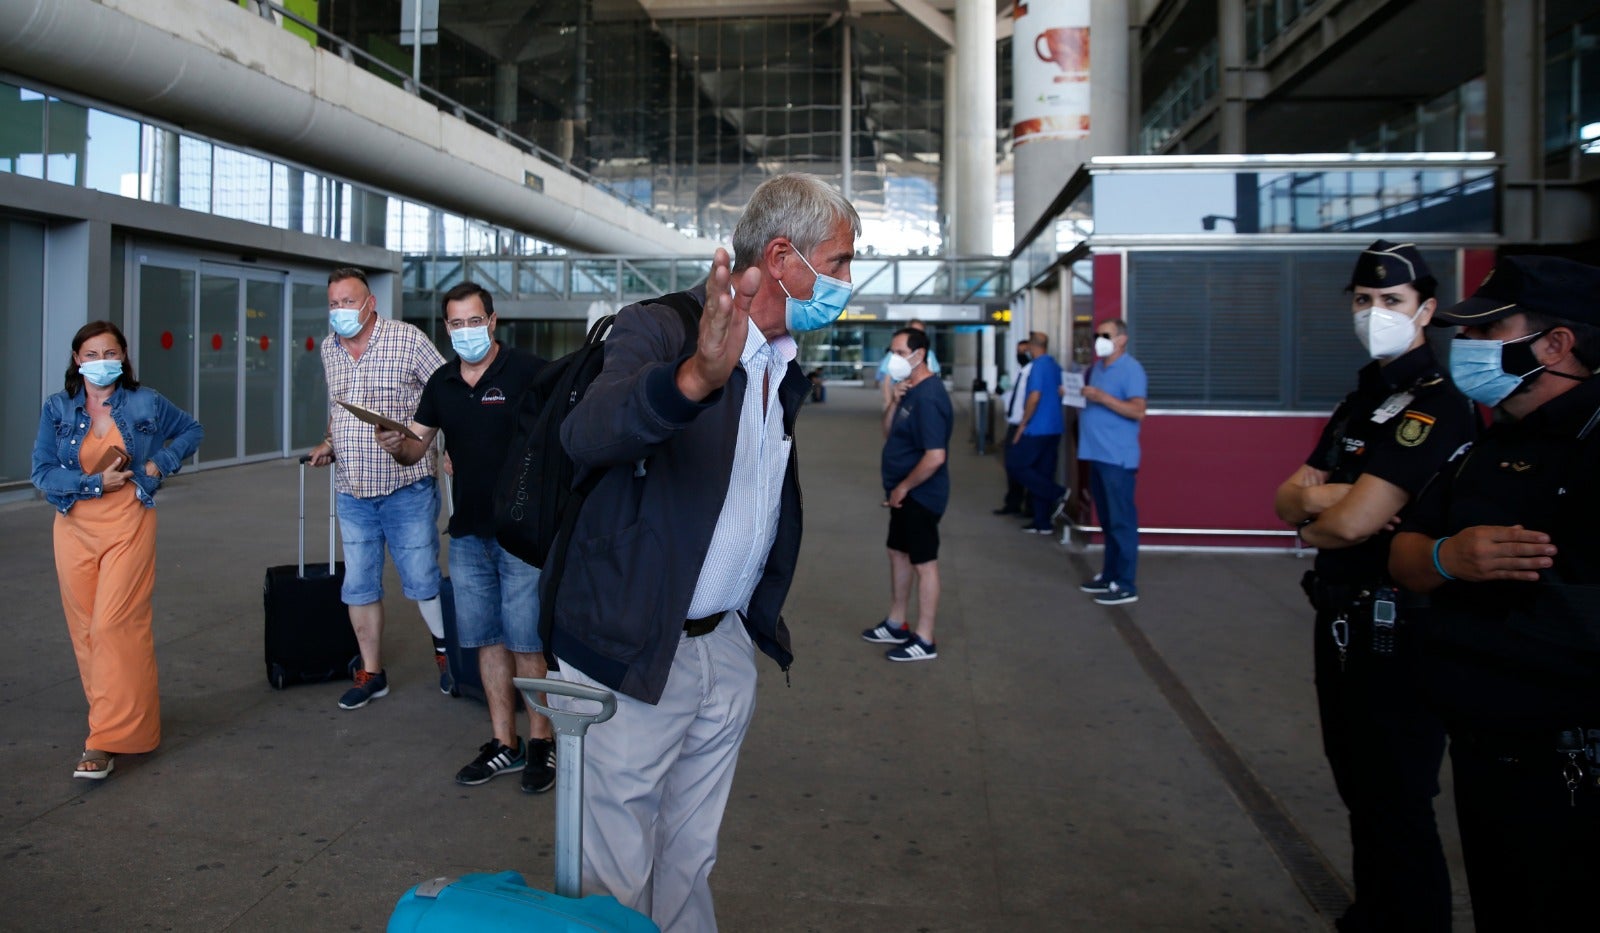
[1348,240,1432,289]
[1431,254,1600,327]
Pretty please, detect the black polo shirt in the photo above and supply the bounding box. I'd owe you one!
[1304,344,1479,584]
[414,345,544,539]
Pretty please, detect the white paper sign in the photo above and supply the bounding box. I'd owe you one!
[1061,372,1086,409]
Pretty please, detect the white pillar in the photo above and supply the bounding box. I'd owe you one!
[955,0,995,256]
[942,49,958,249]
[1218,0,1247,153]
[1012,0,1130,242]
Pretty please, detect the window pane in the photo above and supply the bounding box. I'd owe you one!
[0,83,46,178]
[84,109,142,196]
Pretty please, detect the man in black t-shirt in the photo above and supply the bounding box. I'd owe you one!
[1273,241,1477,932]
[861,326,952,662]
[376,282,553,794]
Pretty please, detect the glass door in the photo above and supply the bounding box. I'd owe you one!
[243,277,285,457]
[198,269,241,462]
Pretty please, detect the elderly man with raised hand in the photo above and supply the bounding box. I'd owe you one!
[549,173,860,932]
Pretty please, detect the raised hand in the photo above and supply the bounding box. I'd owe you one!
[676,247,751,402]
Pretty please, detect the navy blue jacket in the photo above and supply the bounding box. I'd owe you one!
[552,288,808,704]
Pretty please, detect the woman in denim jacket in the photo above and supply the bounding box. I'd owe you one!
[31,321,203,780]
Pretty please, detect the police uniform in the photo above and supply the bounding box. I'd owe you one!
[1300,242,1478,932]
[1399,255,1600,931]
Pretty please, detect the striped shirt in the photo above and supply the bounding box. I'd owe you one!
[685,322,798,620]
[322,316,445,499]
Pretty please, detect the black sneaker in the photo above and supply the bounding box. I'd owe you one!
[1079,575,1113,595]
[455,737,526,786]
[338,669,389,710]
[885,634,937,662]
[521,738,556,794]
[1094,582,1139,606]
[861,620,913,644]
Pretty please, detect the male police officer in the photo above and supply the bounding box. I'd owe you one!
[1390,254,1600,931]
[1274,241,1477,932]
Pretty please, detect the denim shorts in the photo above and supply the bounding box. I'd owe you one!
[447,534,542,653]
[335,477,442,606]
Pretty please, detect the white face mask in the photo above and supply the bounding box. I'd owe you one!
[1093,336,1115,358]
[1353,305,1422,359]
[885,352,914,382]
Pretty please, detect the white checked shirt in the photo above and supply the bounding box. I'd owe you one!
[685,322,797,620]
[322,316,445,499]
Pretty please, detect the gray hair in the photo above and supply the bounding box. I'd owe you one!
[731,174,861,272]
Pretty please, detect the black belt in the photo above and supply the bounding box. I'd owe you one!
[684,613,724,637]
[1302,571,1428,615]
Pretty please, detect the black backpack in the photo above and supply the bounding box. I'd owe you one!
[492,291,702,570]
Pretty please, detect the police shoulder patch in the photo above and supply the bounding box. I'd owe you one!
[1395,410,1436,447]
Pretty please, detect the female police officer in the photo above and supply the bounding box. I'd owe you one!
[1274,241,1478,932]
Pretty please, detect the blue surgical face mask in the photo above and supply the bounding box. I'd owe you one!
[329,300,369,338]
[79,359,123,387]
[450,325,492,363]
[1448,331,1546,408]
[780,250,853,333]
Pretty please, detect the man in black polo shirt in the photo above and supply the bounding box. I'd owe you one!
[376,282,552,793]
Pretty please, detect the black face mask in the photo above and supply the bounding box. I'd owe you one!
[1016,352,1031,367]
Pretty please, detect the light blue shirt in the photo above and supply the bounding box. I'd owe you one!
[686,323,797,619]
[1079,354,1147,469]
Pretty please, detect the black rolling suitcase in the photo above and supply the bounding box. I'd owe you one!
[264,455,360,689]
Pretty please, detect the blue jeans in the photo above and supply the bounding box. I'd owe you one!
[1088,461,1139,586]
[1006,433,1063,528]
[335,477,441,606]
[447,534,542,653]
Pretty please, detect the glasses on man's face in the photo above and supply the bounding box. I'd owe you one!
[1094,332,1116,341]
[328,296,366,311]
[445,316,490,330]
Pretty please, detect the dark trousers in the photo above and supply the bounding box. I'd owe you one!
[1447,729,1600,931]
[1312,610,1451,932]
[1087,462,1138,586]
[1000,427,1027,512]
[1006,433,1063,529]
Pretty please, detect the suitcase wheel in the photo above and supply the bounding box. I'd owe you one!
[268,662,287,691]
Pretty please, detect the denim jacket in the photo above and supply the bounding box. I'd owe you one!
[32,386,205,514]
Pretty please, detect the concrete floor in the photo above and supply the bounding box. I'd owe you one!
[0,385,1472,931]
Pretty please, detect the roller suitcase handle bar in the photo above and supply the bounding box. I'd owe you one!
[513,677,618,900]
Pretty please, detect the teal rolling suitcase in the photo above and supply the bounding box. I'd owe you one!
[386,679,659,933]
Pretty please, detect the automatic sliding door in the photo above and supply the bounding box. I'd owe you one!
[198,272,240,461]
[244,278,285,457]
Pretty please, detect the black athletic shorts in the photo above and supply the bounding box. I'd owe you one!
[886,496,941,564]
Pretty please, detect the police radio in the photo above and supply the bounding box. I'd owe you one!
[1371,587,1397,656]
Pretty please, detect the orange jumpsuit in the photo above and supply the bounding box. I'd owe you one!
[52,425,161,753]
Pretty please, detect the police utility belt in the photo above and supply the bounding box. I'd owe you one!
[1302,571,1425,666]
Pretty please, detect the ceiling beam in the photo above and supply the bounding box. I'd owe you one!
[883,0,956,46]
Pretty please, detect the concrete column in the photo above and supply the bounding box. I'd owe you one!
[1218,0,1247,153]
[942,49,958,249]
[955,0,995,256]
[1486,0,1543,242]
[1012,0,1131,242]
[494,62,518,126]
[42,220,110,372]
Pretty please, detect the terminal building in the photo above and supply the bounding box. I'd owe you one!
[3,0,1599,928]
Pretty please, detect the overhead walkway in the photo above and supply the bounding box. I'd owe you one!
[404,253,1013,321]
[0,387,1473,930]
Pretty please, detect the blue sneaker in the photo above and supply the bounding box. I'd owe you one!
[338,668,389,709]
[885,634,937,662]
[435,652,453,695]
[1093,582,1139,606]
[861,620,913,644]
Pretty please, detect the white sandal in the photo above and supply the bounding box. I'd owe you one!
[73,749,114,780]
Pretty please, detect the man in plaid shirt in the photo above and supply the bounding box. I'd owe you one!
[308,268,448,710]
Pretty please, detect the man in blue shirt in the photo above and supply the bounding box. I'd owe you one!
[1006,331,1066,533]
[1077,319,1147,605]
[861,326,952,662]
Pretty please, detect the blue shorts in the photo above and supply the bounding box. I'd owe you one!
[447,535,542,653]
[335,477,441,606]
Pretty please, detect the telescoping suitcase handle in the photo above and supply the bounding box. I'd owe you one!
[296,454,336,579]
[513,677,617,900]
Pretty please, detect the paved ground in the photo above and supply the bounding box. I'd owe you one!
[0,385,1472,931]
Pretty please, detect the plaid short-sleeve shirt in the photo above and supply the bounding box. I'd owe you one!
[322,316,446,499]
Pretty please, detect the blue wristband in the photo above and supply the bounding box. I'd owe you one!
[1432,536,1456,581]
